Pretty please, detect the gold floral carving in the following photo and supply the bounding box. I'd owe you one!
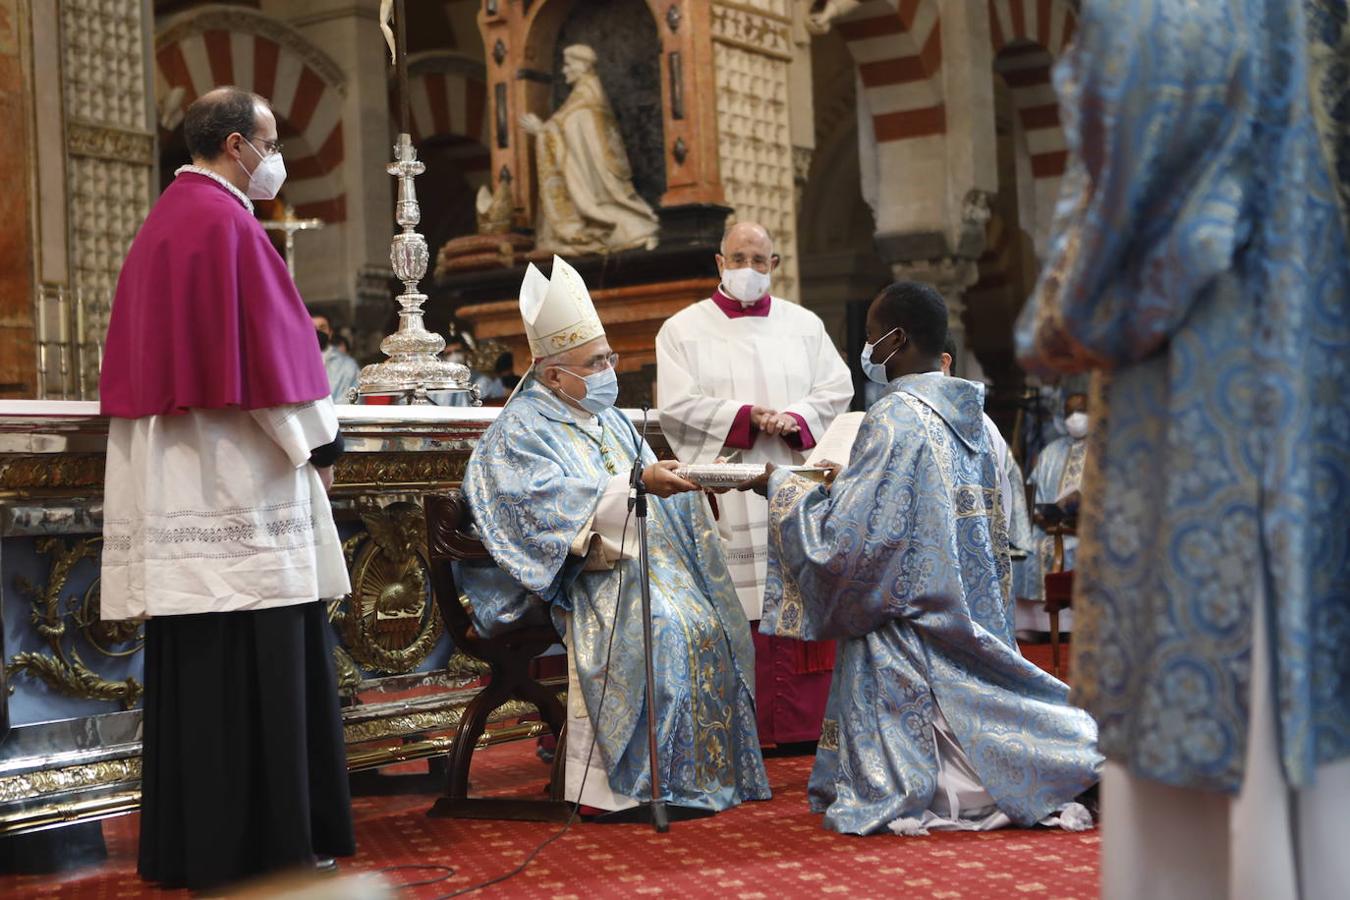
[333,452,467,490]
[332,645,362,697]
[333,501,443,674]
[6,538,144,709]
[0,758,141,804]
[343,694,566,745]
[0,455,105,495]
[66,121,156,165]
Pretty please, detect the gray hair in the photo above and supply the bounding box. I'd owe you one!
[535,349,571,370]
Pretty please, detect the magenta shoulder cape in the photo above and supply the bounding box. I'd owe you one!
[99,173,331,419]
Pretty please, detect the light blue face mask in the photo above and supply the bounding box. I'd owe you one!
[556,364,619,414]
[861,327,900,385]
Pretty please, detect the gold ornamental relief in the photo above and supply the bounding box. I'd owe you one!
[333,502,443,674]
[6,538,144,708]
[0,758,142,804]
[333,452,467,490]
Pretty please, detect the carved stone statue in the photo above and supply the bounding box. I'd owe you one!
[806,0,863,34]
[520,44,659,255]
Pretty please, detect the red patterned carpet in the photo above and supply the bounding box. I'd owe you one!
[2,642,1095,899]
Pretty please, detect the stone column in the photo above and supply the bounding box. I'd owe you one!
[890,255,983,379]
[265,0,394,345]
[1,0,37,398]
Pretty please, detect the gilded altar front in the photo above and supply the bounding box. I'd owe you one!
[0,401,669,837]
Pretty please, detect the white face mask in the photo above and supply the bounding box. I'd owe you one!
[238,139,287,201]
[1065,411,1090,439]
[721,266,771,305]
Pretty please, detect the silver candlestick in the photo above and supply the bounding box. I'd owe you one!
[354,133,478,405]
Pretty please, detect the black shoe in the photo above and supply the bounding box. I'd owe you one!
[316,857,339,875]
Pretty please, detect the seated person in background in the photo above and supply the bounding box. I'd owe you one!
[746,281,1101,836]
[459,255,770,814]
[1019,387,1088,634]
[442,327,504,405]
[494,351,521,393]
[311,310,359,402]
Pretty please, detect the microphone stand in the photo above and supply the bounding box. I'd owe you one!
[596,408,712,832]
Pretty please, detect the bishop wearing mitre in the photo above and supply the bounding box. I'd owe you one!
[459,256,770,813]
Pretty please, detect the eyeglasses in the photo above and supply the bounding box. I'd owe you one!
[724,252,777,271]
[559,352,619,374]
[250,137,283,155]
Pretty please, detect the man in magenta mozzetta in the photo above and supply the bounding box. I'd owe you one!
[99,86,354,890]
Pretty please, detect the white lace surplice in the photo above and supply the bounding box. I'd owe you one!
[656,298,852,620]
[100,398,351,620]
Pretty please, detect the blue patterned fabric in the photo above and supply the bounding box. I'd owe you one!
[460,381,770,810]
[761,373,1101,834]
[1016,0,1350,793]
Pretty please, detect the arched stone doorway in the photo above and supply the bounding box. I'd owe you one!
[153,7,349,303]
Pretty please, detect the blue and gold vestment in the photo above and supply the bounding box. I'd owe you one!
[762,373,1101,834]
[460,383,770,810]
[1016,0,1350,794]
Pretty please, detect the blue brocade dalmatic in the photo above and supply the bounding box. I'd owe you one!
[1016,0,1350,794]
[761,373,1101,835]
[459,383,769,809]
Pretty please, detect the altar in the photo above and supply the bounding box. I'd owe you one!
[0,400,666,837]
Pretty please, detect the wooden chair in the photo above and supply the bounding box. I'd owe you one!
[424,490,571,821]
[1042,519,1077,678]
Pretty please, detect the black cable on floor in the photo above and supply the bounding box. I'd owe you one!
[378,864,457,888]
[423,462,639,899]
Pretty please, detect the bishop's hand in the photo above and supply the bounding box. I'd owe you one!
[642,459,700,498]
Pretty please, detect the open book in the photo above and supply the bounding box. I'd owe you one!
[805,411,865,467]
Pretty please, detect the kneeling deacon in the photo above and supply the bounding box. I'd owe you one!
[460,256,770,813]
[751,281,1101,835]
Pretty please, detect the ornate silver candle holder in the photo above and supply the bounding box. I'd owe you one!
[353,133,478,406]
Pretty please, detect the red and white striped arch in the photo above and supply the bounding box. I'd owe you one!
[988,0,1077,250]
[401,56,492,188]
[989,0,1077,181]
[155,10,348,223]
[832,0,944,144]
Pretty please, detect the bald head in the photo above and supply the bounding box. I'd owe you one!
[716,221,778,296]
[719,222,773,257]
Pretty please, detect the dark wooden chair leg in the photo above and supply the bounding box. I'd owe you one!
[1049,608,1061,679]
[549,723,568,802]
[444,677,510,802]
[517,673,566,739]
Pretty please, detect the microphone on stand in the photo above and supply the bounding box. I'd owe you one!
[629,405,649,504]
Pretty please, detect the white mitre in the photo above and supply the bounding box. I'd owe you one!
[519,255,604,359]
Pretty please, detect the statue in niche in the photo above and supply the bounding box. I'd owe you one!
[806,0,863,34]
[520,44,660,255]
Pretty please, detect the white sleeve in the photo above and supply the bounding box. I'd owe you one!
[567,474,638,566]
[781,317,855,440]
[248,397,340,468]
[655,319,744,463]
